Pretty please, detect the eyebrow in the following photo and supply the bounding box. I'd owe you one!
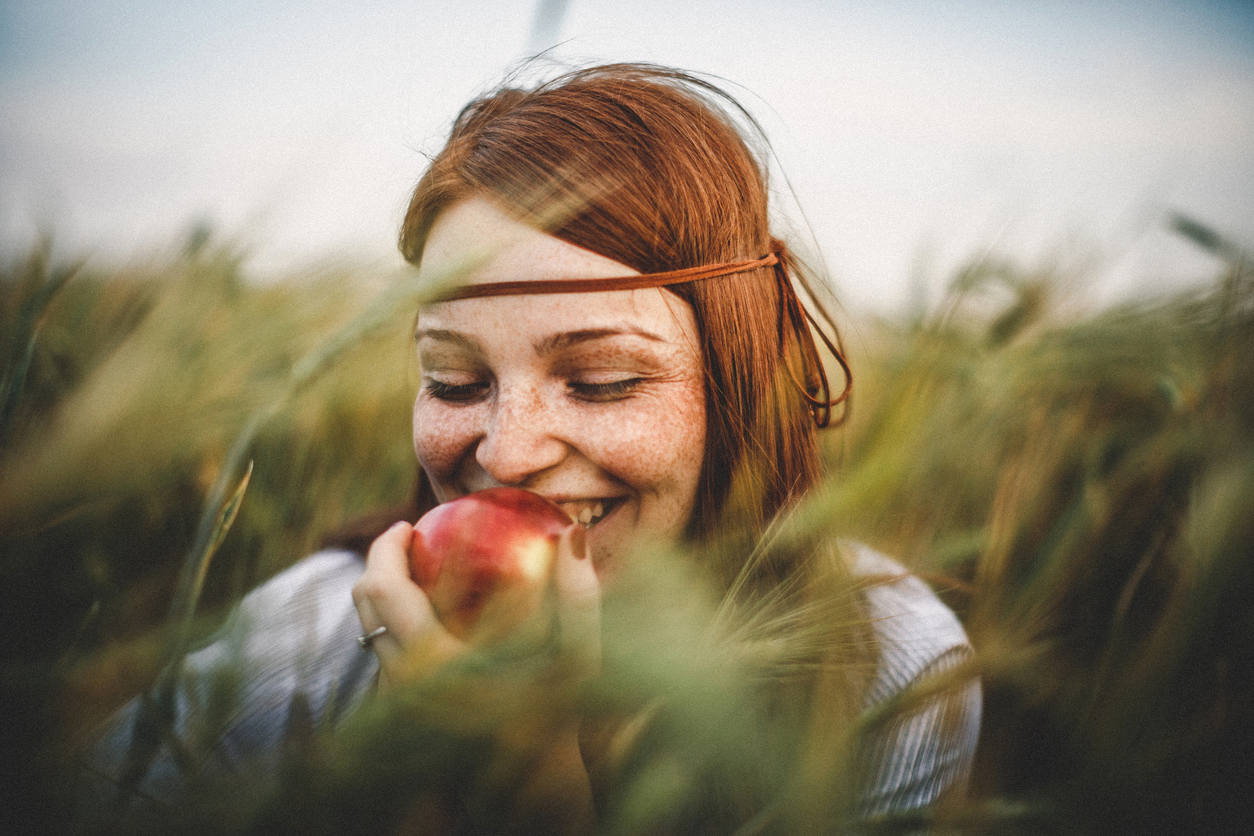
[533,327,667,355]
[414,328,480,352]
[415,325,669,356]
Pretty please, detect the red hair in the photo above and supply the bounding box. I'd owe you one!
[400,64,848,560]
[392,66,877,819]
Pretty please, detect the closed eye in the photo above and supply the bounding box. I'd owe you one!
[425,379,490,402]
[568,378,644,402]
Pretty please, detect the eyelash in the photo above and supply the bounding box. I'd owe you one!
[423,378,644,403]
[568,378,643,401]
[424,380,489,402]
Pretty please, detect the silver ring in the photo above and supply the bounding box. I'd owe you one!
[357,626,387,649]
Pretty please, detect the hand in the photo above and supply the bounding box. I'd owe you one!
[352,518,602,688]
[352,518,601,832]
[351,521,465,690]
[550,522,601,678]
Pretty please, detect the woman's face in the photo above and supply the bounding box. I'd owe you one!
[412,197,707,575]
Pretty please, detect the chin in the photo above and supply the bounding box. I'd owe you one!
[585,509,625,581]
[585,507,685,584]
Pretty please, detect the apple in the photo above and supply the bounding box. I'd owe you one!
[410,488,573,641]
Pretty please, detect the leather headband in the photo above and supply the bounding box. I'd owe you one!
[432,251,781,300]
[430,242,851,428]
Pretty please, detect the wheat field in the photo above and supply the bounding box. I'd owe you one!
[1,219,1250,834]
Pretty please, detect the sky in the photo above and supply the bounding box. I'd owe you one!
[2,0,1253,313]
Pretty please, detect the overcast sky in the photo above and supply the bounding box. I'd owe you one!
[2,0,1252,313]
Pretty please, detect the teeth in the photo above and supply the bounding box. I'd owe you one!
[561,500,611,528]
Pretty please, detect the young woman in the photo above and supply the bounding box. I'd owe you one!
[83,64,979,833]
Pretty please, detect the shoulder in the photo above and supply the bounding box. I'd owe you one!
[843,542,981,816]
[187,548,365,665]
[846,542,973,706]
[228,548,365,632]
[190,548,372,721]
[151,547,372,722]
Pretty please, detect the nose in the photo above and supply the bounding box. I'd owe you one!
[473,382,568,486]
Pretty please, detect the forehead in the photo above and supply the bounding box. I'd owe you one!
[418,288,698,352]
[420,196,639,286]
[417,196,698,346]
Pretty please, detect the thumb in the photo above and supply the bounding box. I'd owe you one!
[554,524,600,673]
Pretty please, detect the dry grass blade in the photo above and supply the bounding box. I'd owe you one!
[174,459,255,650]
[0,247,77,446]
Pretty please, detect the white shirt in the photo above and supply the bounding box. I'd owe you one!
[81,545,980,825]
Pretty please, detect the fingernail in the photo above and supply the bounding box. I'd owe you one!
[389,520,408,531]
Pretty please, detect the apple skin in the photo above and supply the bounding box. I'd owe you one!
[410,488,572,641]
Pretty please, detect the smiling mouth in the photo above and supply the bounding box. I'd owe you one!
[556,498,623,528]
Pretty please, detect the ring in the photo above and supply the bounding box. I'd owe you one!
[357,626,387,649]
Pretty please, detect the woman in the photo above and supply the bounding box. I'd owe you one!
[82,64,979,832]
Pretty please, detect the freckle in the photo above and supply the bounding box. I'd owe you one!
[414,409,481,477]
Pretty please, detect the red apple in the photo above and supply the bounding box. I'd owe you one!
[410,488,573,641]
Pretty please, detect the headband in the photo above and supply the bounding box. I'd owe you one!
[432,241,851,428]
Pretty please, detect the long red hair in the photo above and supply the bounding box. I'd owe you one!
[380,64,875,826]
[399,64,845,564]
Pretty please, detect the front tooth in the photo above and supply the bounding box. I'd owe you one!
[578,506,594,525]
[592,502,604,520]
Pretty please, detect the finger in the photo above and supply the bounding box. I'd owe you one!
[364,520,415,586]
[554,523,600,671]
[354,522,431,640]
[355,524,420,624]
[353,522,464,682]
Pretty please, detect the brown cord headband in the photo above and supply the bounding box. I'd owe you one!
[432,243,851,428]
[434,251,782,301]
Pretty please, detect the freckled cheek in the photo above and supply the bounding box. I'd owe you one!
[596,386,707,494]
[412,398,481,485]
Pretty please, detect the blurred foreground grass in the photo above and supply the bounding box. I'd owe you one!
[1,222,1250,834]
